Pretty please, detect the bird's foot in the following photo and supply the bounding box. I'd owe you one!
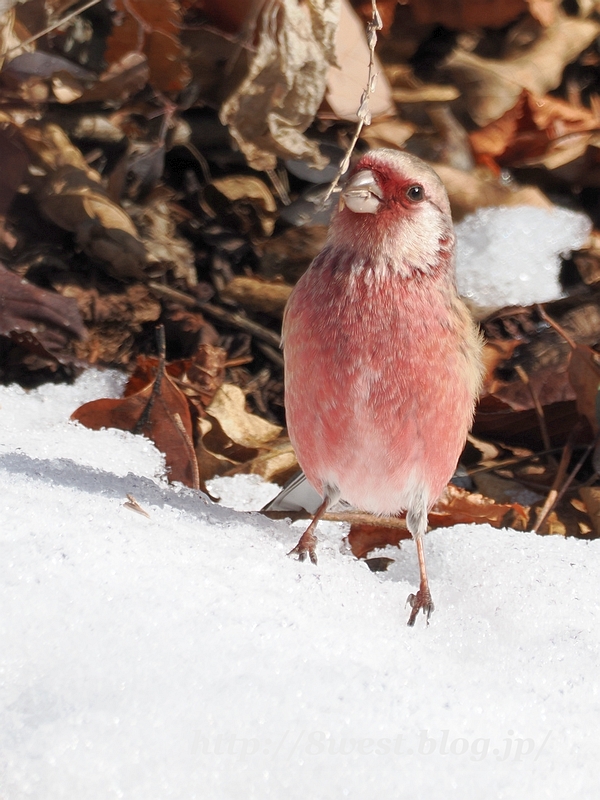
[406,585,434,627]
[287,529,318,565]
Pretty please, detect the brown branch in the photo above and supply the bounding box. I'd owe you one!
[147,281,282,349]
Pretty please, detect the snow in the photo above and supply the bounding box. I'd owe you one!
[455,205,592,308]
[1,370,599,798]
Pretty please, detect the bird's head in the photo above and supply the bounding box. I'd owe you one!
[329,149,454,278]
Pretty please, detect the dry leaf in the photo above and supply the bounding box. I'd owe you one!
[21,123,147,279]
[471,90,600,171]
[105,0,190,94]
[204,176,277,238]
[538,307,600,434]
[224,437,299,484]
[56,280,160,365]
[127,347,226,412]
[407,0,539,29]
[445,17,600,125]
[348,483,529,558]
[206,383,282,450]
[359,118,415,152]
[72,361,197,488]
[129,190,196,285]
[579,487,600,537]
[220,0,339,171]
[77,52,150,104]
[0,262,85,361]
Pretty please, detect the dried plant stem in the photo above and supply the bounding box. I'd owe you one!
[261,508,411,531]
[515,365,552,454]
[322,0,383,205]
[467,447,569,476]
[536,303,577,348]
[148,281,282,349]
[532,426,596,533]
[172,413,200,492]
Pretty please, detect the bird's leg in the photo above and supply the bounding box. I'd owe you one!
[287,497,329,565]
[405,498,435,626]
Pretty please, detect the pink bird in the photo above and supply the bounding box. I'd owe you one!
[282,148,483,626]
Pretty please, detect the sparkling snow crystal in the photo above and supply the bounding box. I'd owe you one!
[455,205,592,308]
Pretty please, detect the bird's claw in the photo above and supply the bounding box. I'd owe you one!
[287,542,318,564]
[287,530,318,565]
[406,588,434,627]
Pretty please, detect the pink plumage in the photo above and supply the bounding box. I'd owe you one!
[283,149,483,625]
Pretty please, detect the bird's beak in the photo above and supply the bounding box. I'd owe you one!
[341,169,383,215]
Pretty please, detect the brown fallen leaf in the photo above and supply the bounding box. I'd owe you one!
[77,52,150,104]
[205,383,282,450]
[347,483,529,559]
[129,189,196,285]
[538,305,600,435]
[219,0,338,171]
[21,122,147,279]
[126,346,226,412]
[259,225,328,282]
[56,279,161,365]
[105,0,191,94]
[470,90,600,172]
[0,262,85,361]
[223,436,299,484]
[0,51,95,102]
[445,17,600,126]
[579,487,600,537]
[322,0,394,122]
[407,0,549,29]
[203,175,277,239]
[72,356,198,488]
[195,382,284,482]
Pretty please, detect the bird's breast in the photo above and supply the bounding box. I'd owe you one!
[283,255,481,515]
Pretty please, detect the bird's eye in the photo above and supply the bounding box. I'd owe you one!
[406,185,424,202]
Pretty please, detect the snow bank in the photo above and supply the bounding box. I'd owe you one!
[455,205,591,308]
[0,371,597,798]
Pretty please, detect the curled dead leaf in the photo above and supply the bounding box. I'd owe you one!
[220,0,339,170]
[445,17,600,126]
[21,123,147,279]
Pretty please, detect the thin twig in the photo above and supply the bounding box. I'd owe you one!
[532,425,597,533]
[172,413,200,491]
[515,364,552,454]
[536,303,577,349]
[261,508,410,530]
[466,447,568,476]
[255,341,284,368]
[322,0,382,205]
[5,0,103,56]
[147,281,282,349]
